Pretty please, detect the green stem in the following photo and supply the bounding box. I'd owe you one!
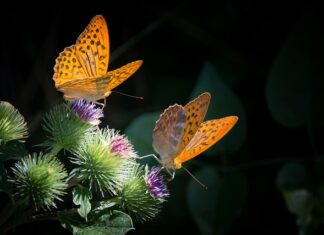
[2,208,77,233]
[1,207,34,233]
[67,177,82,188]
[49,144,63,156]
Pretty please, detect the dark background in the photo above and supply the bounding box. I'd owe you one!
[1,1,324,234]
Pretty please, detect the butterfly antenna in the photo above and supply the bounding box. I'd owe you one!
[111,91,143,100]
[182,166,208,190]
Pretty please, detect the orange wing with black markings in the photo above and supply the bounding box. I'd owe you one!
[180,92,210,150]
[152,92,238,170]
[174,116,238,167]
[53,15,142,102]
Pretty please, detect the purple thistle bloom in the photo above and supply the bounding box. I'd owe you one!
[146,167,169,199]
[70,100,103,125]
[111,134,135,157]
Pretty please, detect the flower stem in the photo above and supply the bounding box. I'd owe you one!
[1,208,77,233]
[49,144,63,156]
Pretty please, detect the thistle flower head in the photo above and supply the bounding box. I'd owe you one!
[70,100,103,125]
[118,164,166,222]
[42,104,95,152]
[0,101,28,143]
[69,128,136,196]
[110,133,136,158]
[10,153,68,210]
[146,167,169,200]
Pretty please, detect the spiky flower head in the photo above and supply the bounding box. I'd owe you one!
[0,101,28,144]
[117,164,166,222]
[146,167,169,200]
[69,128,136,196]
[11,153,68,210]
[42,104,95,152]
[110,132,136,158]
[70,100,103,125]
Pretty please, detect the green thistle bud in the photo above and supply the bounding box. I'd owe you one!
[10,153,68,210]
[117,164,164,222]
[42,104,95,152]
[69,128,136,196]
[0,101,28,143]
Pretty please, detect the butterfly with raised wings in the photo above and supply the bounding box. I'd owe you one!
[152,92,238,175]
[53,15,142,103]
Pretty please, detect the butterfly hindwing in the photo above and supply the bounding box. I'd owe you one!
[57,78,100,100]
[105,60,143,91]
[75,15,109,78]
[180,92,210,150]
[175,116,238,165]
[153,105,187,159]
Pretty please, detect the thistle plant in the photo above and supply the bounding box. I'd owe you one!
[0,100,170,234]
[10,153,68,211]
[0,101,28,144]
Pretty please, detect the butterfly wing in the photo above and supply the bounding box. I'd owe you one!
[53,45,88,88]
[174,116,238,168]
[105,60,143,91]
[75,15,109,78]
[53,15,109,89]
[152,105,187,168]
[57,60,143,101]
[56,78,101,101]
[180,92,210,150]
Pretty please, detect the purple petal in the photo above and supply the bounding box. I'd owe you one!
[146,167,169,199]
[70,100,103,125]
[111,134,135,157]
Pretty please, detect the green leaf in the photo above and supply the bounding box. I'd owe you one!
[73,186,92,221]
[276,163,307,191]
[283,189,314,219]
[266,12,324,128]
[72,211,134,235]
[125,112,160,166]
[0,141,28,162]
[187,166,247,235]
[191,62,246,154]
[58,210,86,232]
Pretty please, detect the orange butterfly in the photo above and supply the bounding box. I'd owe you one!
[53,15,142,102]
[152,92,238,174]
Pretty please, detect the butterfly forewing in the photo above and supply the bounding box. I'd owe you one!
[106,60,143,91]
[175,116,238,165]
[53,46,87,87]
[153,105,187,159]
[180,92,211,150]
[75,15,109,78]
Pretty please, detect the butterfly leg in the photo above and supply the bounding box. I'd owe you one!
[93,101,105,109]
[134,154,162,164]
[166,169,175,181]
[135,154,175,180]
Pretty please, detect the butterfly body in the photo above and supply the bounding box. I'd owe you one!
[53,15,142,101]
[153,92,238,170]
